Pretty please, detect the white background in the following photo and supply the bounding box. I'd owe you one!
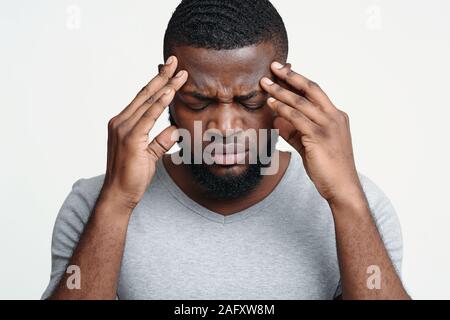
[1,0,449,299]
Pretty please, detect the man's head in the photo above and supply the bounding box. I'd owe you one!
[163,0,288,62]
[163,0,288,199]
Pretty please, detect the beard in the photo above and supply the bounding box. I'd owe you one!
[185,135,277,200]
[189,161,265,200]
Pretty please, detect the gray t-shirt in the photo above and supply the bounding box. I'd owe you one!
[42,151,403,299]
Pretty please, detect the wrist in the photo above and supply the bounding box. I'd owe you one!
[327,184,368,213]
[97,184,140,214]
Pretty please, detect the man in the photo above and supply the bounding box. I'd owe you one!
[42,0,410,299]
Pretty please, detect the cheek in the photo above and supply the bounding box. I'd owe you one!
[245,107,276,154]
[170,103,205,150]
[170,102,200,128]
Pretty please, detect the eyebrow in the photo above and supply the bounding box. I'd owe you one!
[179,90,267,101]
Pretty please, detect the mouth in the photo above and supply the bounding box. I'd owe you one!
[212,150,249,166]
[209,143,249,166]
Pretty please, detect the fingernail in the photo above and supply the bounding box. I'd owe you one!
[262,77,274,85]
[268,97,276,103]
[175,70,185,78]
[165,56,174,65]
[272,61,284,69]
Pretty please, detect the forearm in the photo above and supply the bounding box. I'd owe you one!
[329,188,410,300]
[49,188,133,300]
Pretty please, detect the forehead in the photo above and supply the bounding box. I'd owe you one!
[173,43,276,95]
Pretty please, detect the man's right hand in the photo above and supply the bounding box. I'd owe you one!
[102,56,187,209]
[49,57,187,300]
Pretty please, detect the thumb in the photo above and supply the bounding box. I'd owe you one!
[147,125,179,162]
[273,116,304,156]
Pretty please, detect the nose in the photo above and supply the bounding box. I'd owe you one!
[206,103,245,138]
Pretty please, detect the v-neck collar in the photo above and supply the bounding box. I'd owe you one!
[155,151,298,224]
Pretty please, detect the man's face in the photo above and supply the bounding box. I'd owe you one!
[169,42,279,179]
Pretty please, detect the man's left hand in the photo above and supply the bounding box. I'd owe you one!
[260,61,363,204]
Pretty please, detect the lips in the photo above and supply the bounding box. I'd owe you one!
[212,150,248,165]
[209,143,248,165]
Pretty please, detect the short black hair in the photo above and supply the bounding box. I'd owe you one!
[163,0,288,61]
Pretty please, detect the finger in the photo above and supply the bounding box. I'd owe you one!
[131,88,177,138]
[270,61,334,110]
[124,70,188,130]
[130,56,178,108]
[273,116,304,154]
[117,56,178,121]
[141,69,187,112]
[260,77,329,126]
[106,118,117,181]
[267,97,317,136]
[146,125,179,162]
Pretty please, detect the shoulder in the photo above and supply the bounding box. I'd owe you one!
[51,174,106,247]
[59,174,106,218]
[69,174,106,201]
[42,174,105,299]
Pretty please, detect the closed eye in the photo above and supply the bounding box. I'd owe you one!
[183,101,266,111]
[177,91,267,111]
[176,92,211,111]
[236,92,268,110]
[240,101,266,110]
[184,102,211,111]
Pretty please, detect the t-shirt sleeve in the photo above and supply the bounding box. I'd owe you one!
[41,176,103,300]
[333,173,404,298]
